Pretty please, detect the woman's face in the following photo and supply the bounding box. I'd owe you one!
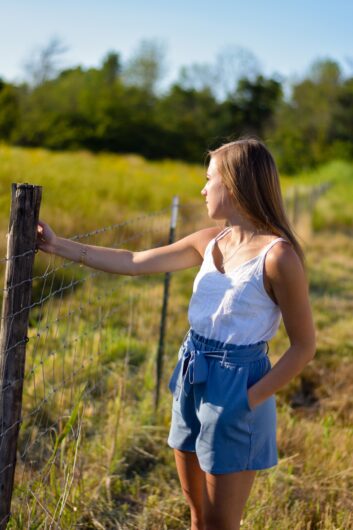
[201,156,234,219]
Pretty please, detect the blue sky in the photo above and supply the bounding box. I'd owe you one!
[1,0,352,89]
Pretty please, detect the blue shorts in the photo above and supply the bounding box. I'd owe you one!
[167,328,278,474]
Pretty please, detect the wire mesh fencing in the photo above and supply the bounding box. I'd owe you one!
[0,187,189,528]
[0,180,331,528]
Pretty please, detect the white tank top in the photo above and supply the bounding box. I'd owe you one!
[187,227,290,345]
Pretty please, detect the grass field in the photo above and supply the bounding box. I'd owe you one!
[0,145,353,529]
[1,144,353,238]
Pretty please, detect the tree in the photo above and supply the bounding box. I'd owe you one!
[329,77,353,159]
[23,36,68,86]
[213,45,262,101]
[101,52,121,85]
[0,80,20,140]
[177,45,262,102]
[309,58,341,86]
[270,59,344,172]
[178,63,217,96]
[121,39,167,96]
[222,75,282,138]
[155,84,220,160]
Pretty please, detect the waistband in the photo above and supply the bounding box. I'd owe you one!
[187,328,269,361]
[168,328,269,401]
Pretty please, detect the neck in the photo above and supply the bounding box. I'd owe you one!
[225,224,264,244]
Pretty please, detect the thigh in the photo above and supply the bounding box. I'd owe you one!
[174,449,206,516]
[202,469,257,530]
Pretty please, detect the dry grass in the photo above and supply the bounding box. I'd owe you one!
[1,146,353,528]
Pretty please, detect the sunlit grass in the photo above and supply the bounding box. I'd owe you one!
[1,145,353,241]
[1,145,353,528]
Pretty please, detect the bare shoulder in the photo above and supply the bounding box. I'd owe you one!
[265,239,306,287]
[189,226,225,258]
[264,239,315,355]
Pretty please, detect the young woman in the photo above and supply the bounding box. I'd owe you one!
[36,137,316,530]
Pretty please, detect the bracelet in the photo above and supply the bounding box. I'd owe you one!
[79,247,88,267]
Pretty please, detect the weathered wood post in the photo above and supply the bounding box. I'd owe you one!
[154,195,179,412]
[0,184,42,529]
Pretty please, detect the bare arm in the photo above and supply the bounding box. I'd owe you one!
[247,242,317,409]
[37,221,222,276]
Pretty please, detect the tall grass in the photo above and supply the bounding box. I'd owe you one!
[1,145,352,528]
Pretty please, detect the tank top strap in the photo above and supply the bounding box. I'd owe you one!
[258,237,290,261]
[203,227,230,259]
[214,226,232,242]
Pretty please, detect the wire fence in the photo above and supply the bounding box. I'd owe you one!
[0,180,331,528]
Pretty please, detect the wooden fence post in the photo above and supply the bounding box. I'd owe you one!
[154,195,179,412]
[0,184,42,529]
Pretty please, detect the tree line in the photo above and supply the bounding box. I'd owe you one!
[0,41,352,173]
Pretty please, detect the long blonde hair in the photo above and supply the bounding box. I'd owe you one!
[207,136,306,271]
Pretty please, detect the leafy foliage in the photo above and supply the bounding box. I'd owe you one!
[0,50,352,172]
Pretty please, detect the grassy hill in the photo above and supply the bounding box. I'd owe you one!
[0,145,353,528]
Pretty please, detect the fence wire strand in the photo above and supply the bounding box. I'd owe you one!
[0,185,330,527]
[0,204,175,527]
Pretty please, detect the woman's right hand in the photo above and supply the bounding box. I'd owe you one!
[36,220,57,254]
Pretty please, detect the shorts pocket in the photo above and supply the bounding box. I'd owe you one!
[168,342,186,396]
[168,358,182,396]
[209,361,251,417]
[245,385,253,412]
[245,357,272,412]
